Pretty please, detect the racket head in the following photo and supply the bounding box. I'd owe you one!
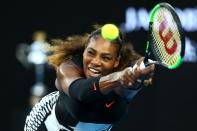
[148,2,185,69]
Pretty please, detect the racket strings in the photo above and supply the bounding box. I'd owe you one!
[151,7,182,67]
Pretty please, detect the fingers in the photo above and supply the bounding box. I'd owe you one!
[135,57,144,66]
[141,64,154,75]
[135,63,155,81]
[125,67,136,86]
[120,61,155,87]
[120,67,136,87]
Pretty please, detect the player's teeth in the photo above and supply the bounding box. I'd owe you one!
[89,68,99,73]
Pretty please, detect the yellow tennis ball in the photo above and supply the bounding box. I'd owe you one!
[101,24,119,41]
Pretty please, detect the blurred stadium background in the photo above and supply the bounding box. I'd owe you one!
[1,0,197,131]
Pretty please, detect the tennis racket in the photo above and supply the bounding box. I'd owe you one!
[144,2,185,69]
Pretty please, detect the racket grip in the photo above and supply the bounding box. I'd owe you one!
[145,59,159,67]
[145,62,154,67]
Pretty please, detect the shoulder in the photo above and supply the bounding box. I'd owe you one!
[56,60,84,94]
[58,60,83,77]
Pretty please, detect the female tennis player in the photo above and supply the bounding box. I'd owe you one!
[24,24,155,131]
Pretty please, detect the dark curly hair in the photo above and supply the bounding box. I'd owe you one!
[47,24,141,71]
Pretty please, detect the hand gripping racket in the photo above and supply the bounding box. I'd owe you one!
[144,2,185,69]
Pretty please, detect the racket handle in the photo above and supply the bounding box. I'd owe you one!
[140,59,155,69]
[145,61,155,66]
[145,59,162,66]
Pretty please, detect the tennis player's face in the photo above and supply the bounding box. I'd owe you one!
[83,36,120,78]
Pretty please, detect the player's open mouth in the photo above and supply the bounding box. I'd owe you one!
[88,67,101,74]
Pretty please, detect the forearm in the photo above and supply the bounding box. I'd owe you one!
[99,72,121,95]
[68,72,122,102]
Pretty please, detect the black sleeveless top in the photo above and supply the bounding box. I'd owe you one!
[55,51,129,127]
